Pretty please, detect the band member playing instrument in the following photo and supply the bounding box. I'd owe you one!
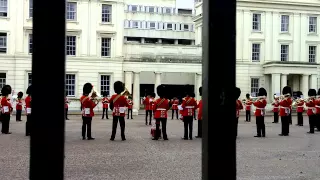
[109,81,129,141]
[16,92,23,122]
[191,92,197,120]
[196,87,203,138]
[152,85,170,140]
[244,93,252,122]
[80,83,98,140]
[253,88,267,138]
[1,85,13,134]
[272,94,280,123]
[296,94,304,126]
[65,92,70,120]
[171,97,179,120]
[144,93,152,125]
[127,96,133,119]
[101,92,109,119]
[306,89,317,134]
[25,85,32,136]
[181,86,197,140]
[315,89,320,131]
[279,86,292,136]
[235,87,243,138]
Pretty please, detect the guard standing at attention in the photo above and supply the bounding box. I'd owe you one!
[109,81,129,141]
[152,85,170,140]
[253,88,267,138]
[25,85,32,136]
[171,97,179,120]
[16,92,23,122]
[65,92,70,120]
[127,96,133,119]
[306,89,317,134]
[101,92,109,119]
[1,85,13,134]
[279,86,292,136]
[244,93,252,122]
[272,94,280,123]
[191,92,197,120]
[295,95,305,126]
[181,86,197,140]
[235,87,243,138]
[144,93,152,125]
[196,87,203,138]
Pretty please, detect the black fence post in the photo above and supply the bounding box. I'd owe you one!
[202,0,236,179]
[30,0,66,179]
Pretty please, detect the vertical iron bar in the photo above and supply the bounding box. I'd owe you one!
[202,0,236,179]
[30,0,66,179]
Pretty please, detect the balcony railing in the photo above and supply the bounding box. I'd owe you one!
[124,53,202,63]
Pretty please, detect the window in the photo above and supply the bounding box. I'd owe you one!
[309,46,317,63]
[281,15,289,32]
[28,73,32,86]
[167,23,173,30]
[29,0,33,18]
[252,13,261,31]
[101,38,111,57]
[0,0,7,17]
[131,5,137,12]
[309,17,317,33]
[150,22,156,29]
[66,2,77,20]
[280,45,289,61]
[133,21,139,28]
[29,34,33,54]
[184,24,189,31]
[0,33,7,53]
[250,78,259,97]
[100,75,110,96]
[252,44,260,61]
[102,4,112,23]
[65,74,75,96]
[0,73,5,89]
[149,6,155,13]
[66,36,76,56]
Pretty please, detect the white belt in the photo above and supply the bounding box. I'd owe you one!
[308,107,315,109]
[156,108,166,110]
[256,108,265,110]
[280,106,289,109]
[185,106,194,108]
[246,105,251,106]
[316,106,320,108]
[297,106,304,107]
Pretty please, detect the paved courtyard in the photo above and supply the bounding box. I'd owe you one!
[0,115,320,180]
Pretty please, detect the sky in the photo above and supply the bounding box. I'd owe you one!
[176,0,194,9]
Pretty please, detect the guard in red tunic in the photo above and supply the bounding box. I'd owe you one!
[244,93,252,122]
[295,94,304,126]
[181,86,197,140]
[127,96,133,119]
[191,92,197,120]
[25,85,32,136]
[279,86,292,136]
[109,81,129,141]
[271,94,280,123]
[80,83,98,140]
[65,93,70,120]
[235,87,243,138]
[306,89,317,134]
[16,92,23,122]
[171,97,179,120]
[101,92,109,119]
[143,93,152,125]
[253,88,267,137]
[315,89,320,131]
[1,85,13,134]
[196,87,203,138]
[152,85,170,140]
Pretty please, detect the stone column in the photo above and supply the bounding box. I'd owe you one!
[310,74,317,90]
[124,71,133,93]
[141,38,145,44]
[174,39,179,45]
[158,39,162,44]
[133,72,140,115]
[301,74,309,97]
[281,74,288,90]
[271,73,281,95]
[195,73,202,101]
[154,72,162,97]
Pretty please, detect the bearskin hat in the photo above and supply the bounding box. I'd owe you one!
[258,87,267,97]
[199,87,202,96]
[296,91,303,98]
[282,86,292,96]
[151,92,156,98]
[246,93,250,99]
[235,87,241,100]
[114,81,125,94]
[184,84,193,96]
[156,85,166,98]
[102,91,108,97]
[190,92,195,98]
[317,89,320,96]
[1,85,12,96]
[308,89,316,97]
[17,92,23,98]
[83,83,93,95]
[26,85,32,95]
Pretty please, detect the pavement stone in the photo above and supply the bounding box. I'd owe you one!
[0,115,319,180]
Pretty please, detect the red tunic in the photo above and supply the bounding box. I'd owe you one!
[306,98,316,116]
[65,97,69,109]
[80,95,97,117]
[272,100,279,112]
[171,99,179,110]
[197,99,203,120]
[102,97,109,109]
[127,99,133,109]
[181,97,197,117]
[16,99,23,110]
[296,100,305,113]
[25,96,32,115]
[153,98,170,119]
[245,100,253,111]
[1,97,12,114]
[236,100,243,118]
[315,98,320,114]
[109,94,129,117]
[253,99,267,116]
[279,98,292,117]
[144,97,151,110]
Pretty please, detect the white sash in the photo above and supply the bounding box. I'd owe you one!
[27,108,32,114]
[84,108,90,115]
[3,106,9,113]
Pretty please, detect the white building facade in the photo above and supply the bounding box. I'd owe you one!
[0,0,202,112]
[194,0,320,100]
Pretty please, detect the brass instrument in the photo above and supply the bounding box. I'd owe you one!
[121,87,131,96]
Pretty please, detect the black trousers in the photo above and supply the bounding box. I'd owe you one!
[273,112,279,123]
[1,114,10,133]
[155,118,167,139]
[127,109,133,119]
[172,109,178,119]
[194,109,197,120]
[245,110,251,122]
[26,115,31,135]
[145,110,152,124]
[197,120,202,137]
[82,116,93,138]
[102,108,109,119]
[183,116,193,139]
[309,115,316,133]
[297,112,303,125]
[111,116,125,139]
[16,110,22,121]
[289,112,292,124]
[256,116,265,137]
[281,116,290,135]
[316,114,320,130]
[235,117,238,137]
[65,108,68,119]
